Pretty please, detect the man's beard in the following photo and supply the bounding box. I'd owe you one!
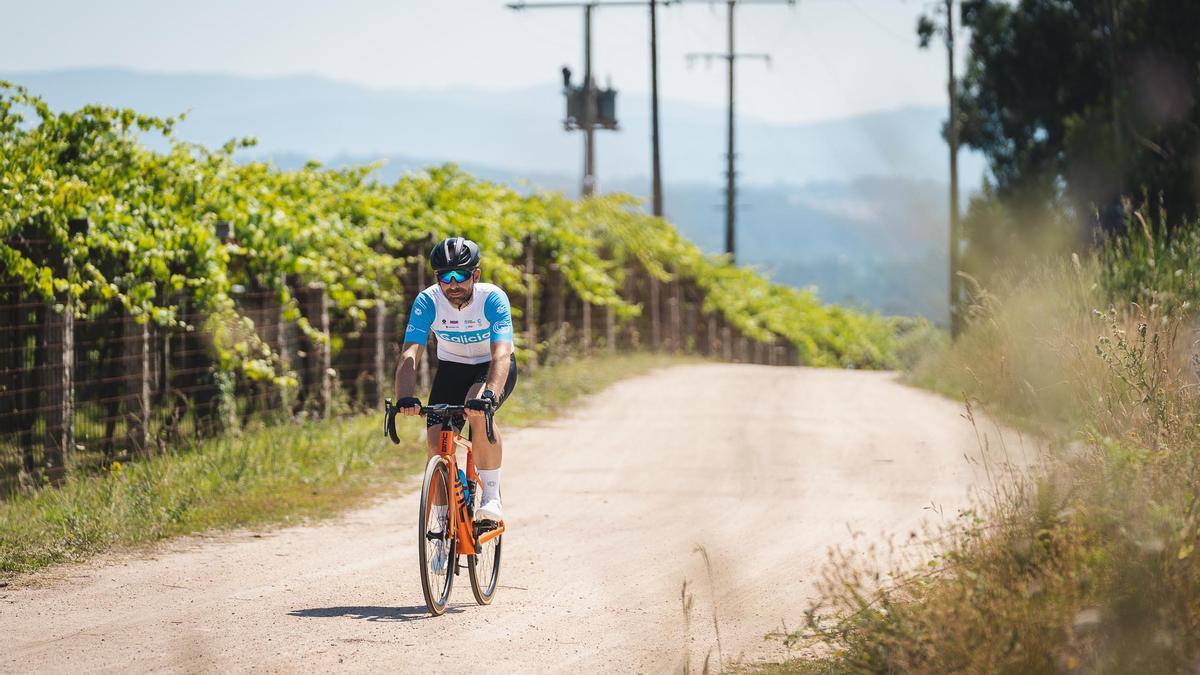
[445,285,472,305]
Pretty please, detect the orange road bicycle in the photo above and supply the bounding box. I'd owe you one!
[385,399,504,616]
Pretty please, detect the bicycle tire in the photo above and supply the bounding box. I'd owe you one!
[418,455,455,615]
[468,490,502,605]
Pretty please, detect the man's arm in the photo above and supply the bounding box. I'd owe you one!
[482,340,513,396]
[478,288,515,402]
[395,290,435,413]
[394,341,425,404]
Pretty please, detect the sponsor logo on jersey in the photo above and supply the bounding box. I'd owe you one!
[435,328,491,344]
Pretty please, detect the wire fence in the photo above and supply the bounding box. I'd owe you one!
[0,237,791,496]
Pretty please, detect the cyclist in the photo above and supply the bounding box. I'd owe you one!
[391,237,517,551]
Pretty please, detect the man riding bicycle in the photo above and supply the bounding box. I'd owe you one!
[391,237,517,529]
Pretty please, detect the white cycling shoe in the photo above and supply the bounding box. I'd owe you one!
[475,498,503,523]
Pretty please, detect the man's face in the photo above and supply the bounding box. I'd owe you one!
[437,267,480,302]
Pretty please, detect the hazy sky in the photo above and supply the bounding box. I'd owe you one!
[1,0,958,125]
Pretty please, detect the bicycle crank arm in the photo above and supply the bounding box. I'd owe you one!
[475,521,505,546]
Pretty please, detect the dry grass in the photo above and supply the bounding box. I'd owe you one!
[776,223,1200,672]
[0,353,681,577]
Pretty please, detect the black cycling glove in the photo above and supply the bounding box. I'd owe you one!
[383,397,421,444]
[466,390,496,412]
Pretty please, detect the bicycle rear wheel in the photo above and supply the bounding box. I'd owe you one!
[418,455,455,615]
[468,492,502,605]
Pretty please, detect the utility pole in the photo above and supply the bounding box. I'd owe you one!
[946,0,961,338]
[584,3,596,195]
[508,1,672,202]
[650,0,664,217]
[685,0,793,263]
[919,0,961,336]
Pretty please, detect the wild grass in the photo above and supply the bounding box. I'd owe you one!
[778,211,1200,672]
[0,352,680,577]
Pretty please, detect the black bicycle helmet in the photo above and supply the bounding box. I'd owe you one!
[429,237,481,271]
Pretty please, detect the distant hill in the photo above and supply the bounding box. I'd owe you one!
[1,68,969,323]
[1,68,985,187]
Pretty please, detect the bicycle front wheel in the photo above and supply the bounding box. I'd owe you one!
[418,455,455,616]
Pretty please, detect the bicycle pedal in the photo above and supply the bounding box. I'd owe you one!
[474,520,499,533]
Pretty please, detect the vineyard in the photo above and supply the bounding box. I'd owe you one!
[0,82,920,491]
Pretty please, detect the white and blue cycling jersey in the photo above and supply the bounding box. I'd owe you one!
[403,282,514,365]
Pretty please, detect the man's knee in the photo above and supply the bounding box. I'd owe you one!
[469,418,500,444]
[425,426,443,454]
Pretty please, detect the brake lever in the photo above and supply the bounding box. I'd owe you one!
[485,406,496,444]
[383,398,401,445]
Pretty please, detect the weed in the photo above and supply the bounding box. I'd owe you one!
[787,214,1200,672]
[0,353,678,576]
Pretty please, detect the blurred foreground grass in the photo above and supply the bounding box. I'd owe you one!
[0,353,683,576]
[775,211,1200,673]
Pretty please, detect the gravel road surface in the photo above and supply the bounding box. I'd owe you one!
[1,364,1025,673]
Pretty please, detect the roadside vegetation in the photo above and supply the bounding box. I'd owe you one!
[0,82,914,377]
[0,353,678,576]
[777,210,1200,672]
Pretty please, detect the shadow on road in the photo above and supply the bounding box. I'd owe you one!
[288,605,462,622]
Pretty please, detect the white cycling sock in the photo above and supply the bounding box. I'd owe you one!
[479,469,501,502]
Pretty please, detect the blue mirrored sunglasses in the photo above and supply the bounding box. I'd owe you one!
[437,268,472,284]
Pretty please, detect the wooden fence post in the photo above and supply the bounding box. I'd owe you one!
[683,298,696,355]
[274,282,292,410]
[552,265,567,335]
[650,274,662,351]
[606,305,616,355]
[124,315,151,457]
[707,315,717,357]
[301,282,331,418]
[41,298,72,483]
[668,284,681,354]
[524,236,538,372]
[722,326,732,362]
[41,217,87,482]
[415,257,430,391]
[582,302,592,355]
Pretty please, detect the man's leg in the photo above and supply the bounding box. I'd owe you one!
[424,424,449,534]
[425,425,442,458]
[465,381,503,521]
[425,361,460,527]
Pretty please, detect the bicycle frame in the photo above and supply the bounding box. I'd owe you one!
[432,418,505,558]
[437,424,477,556]
[386,399,506,557]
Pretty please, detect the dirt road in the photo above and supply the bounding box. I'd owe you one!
[1,364,1024,673]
